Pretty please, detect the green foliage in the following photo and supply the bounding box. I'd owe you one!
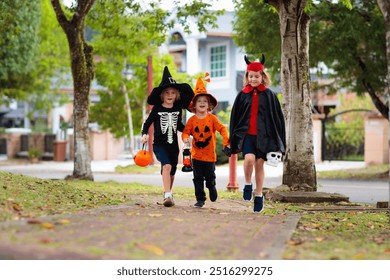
[174,0,225,33]
[233,0,386,118]
[0,0,70,129]
[27,147,42,160]
[232,0,281,78]
[0,0,41,99]
[310,0,386,96]
[88,1,204,138]
[29,0,71,108]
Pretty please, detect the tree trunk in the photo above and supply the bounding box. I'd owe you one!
[377,0,390,100]
[270,0,317,190]
[376,0,390,221]
[51,0,94,180]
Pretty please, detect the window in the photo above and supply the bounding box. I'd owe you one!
[210,45,226,78]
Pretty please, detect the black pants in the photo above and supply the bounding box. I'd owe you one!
[192,159,216,202]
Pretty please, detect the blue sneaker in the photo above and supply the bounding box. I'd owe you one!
[253,196,264,213]
[243,184,253,201]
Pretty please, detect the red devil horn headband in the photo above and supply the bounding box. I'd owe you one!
[245,54,265,72]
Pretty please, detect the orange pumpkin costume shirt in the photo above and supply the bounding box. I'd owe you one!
[182,114,229,162]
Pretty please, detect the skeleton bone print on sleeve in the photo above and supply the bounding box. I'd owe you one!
[158,111,179,144]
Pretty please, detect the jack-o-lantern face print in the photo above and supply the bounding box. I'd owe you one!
[193,125,212,149]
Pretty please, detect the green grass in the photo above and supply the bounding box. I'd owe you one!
[284,211,390,260]
[115,164,160,174]
[317,164,388,180]
[0,171,243,222]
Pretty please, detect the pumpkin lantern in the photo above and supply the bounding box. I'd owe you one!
[181,142,193,172]
[134,144,153,167]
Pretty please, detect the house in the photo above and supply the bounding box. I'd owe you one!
[165,11,247,113]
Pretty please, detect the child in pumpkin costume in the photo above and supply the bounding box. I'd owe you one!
[182,75,230,208]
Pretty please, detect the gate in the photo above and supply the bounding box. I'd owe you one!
[323,126,364,161]
[321,109,372,161]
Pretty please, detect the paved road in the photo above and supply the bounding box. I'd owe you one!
[1,159,388,205]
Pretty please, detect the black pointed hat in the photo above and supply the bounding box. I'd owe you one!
[147,66,194,108]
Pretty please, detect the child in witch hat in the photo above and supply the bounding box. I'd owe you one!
[141,66,194,207]
[229,55,286,213]
[182,73,230,208]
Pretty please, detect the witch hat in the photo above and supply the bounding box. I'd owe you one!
[147,66,194,109]
[187,72,217,112]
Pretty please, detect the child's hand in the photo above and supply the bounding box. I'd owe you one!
[222,146,231,157]
[183,138,190,144]
[141,134,149,144]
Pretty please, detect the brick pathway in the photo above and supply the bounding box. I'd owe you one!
[0,196,300,260]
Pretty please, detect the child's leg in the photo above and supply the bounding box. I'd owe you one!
[162,164,172,193]
[254,159,265,195]
[170,175,174,191]
[192,159,206,203]
[193,179,206,202]
[243,153,256,183]
[253,159,265,213]
[205,162,217,202]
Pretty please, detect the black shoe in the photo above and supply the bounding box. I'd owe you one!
[207,185,218,202]
[243,184,253,201]
[253,196,264,213]
[194,201,205,208]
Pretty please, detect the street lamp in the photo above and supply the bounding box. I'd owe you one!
[122,63,135,156]
[124,56,154,164]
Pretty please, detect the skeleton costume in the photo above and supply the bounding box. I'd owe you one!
[142,105,184,146]
[141,66,194,176]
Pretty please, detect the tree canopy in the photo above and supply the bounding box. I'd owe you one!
[233,0,387,118]
[0,0,41,100]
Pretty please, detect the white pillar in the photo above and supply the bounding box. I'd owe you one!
[186,37,199,75]
[52,104,66,139]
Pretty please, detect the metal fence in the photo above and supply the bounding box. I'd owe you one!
[324,127,364,161]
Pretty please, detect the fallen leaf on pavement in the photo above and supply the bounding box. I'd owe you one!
[148,214,163,217]
[40,223,55,230]
[27,220,42,225]
[140,244,164,255]
[353,253,365,260]
[126,212,140,216]
[287,239,305,246]
[56,219,70,225]
[40,238,52,244]
[171,218,183,222]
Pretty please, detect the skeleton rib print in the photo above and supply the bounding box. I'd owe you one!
[158,111,179,144]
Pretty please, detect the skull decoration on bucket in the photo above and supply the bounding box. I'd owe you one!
[181,142,193,172]
[266,151,282,167]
